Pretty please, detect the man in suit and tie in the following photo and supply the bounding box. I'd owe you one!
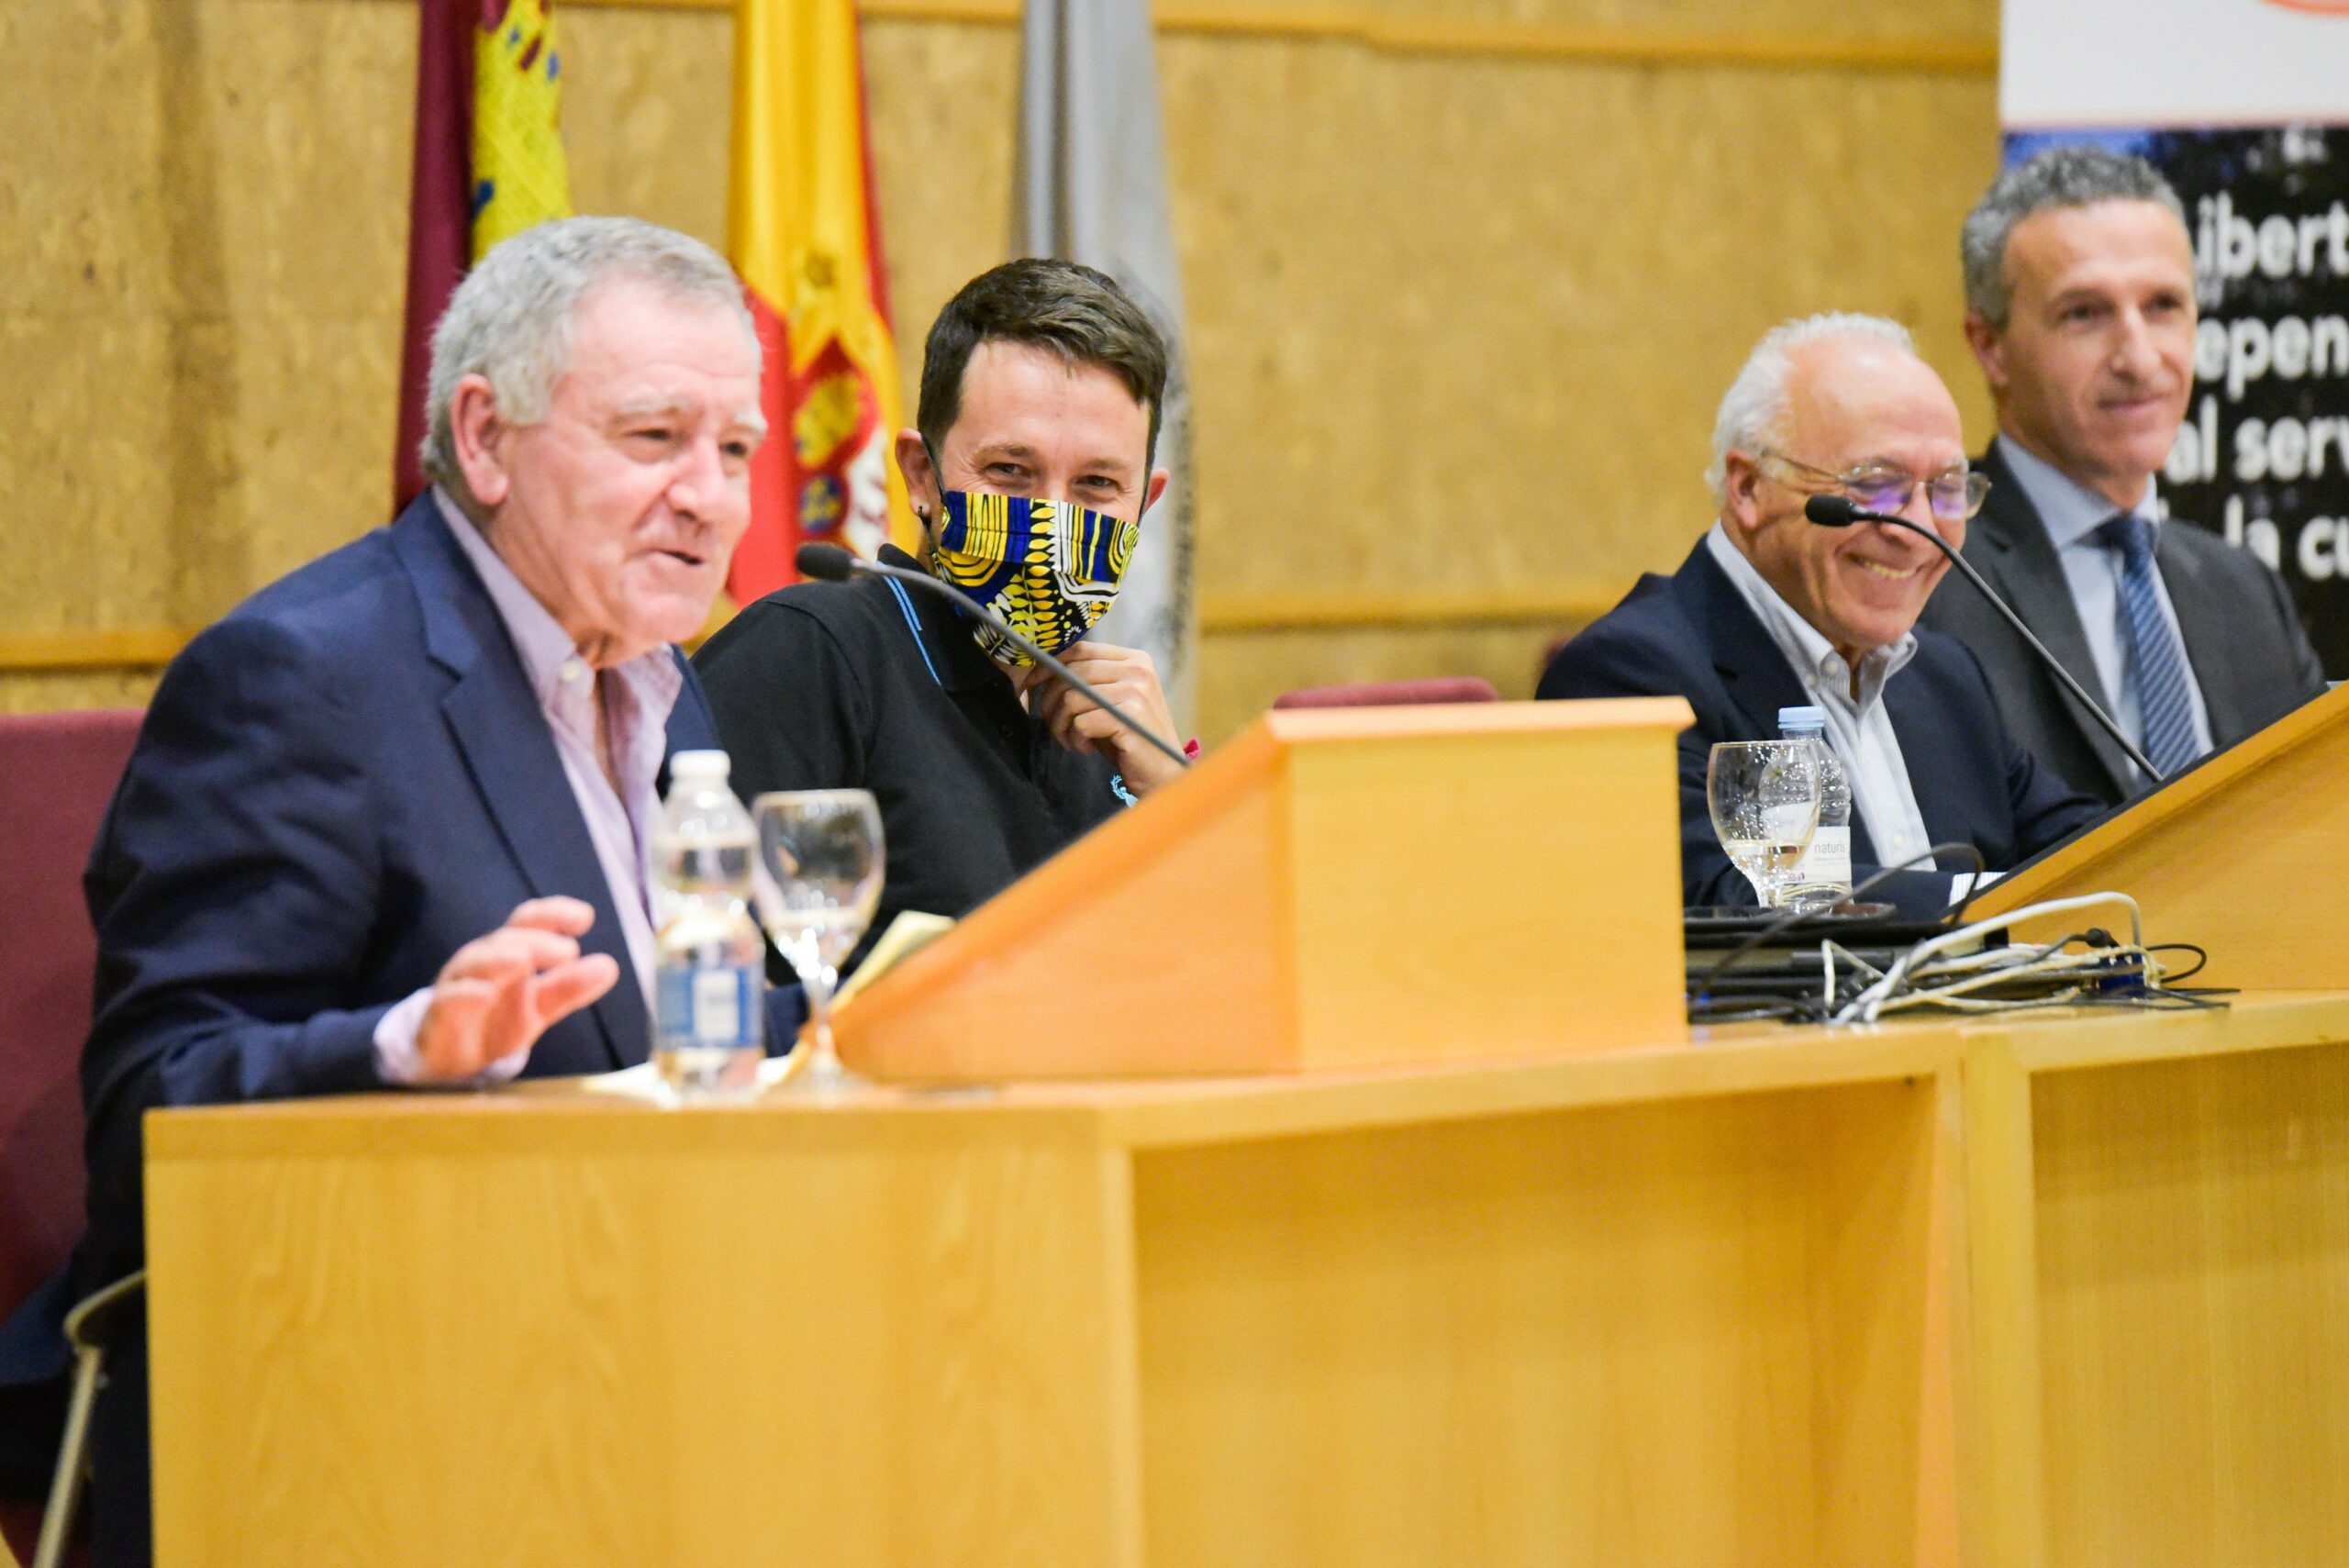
[1921,145,2327,806]
[1539,313,2102,914]
[38,216,774,1566]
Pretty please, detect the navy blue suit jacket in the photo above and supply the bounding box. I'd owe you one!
[2,497,808,1555]
[72,495,747,1292]
[1537,540,2106,916]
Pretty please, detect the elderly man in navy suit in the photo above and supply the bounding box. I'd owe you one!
[28,216,775,1566]
[1540,313,2103,915]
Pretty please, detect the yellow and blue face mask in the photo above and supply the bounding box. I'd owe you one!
[927,491,1141,664]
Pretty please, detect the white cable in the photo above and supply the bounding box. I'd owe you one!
[1875,944,2155,1014]
[1832,893,2147,1024]
[1868,945,2154,1015]
[1821,936,2071,1015]
[1842,901,2142,1023]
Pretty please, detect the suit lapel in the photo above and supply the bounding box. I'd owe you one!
[1673,545,1884,863]
[1676,545,1813,738]
[391,499,644,1070]
[1971,445,2132,795]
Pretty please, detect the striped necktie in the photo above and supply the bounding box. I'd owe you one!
[2094,512,2202,777]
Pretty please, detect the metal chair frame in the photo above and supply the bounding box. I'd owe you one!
[30,1272,142,1568]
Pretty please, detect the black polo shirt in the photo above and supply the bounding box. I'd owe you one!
[693,545,1133,972]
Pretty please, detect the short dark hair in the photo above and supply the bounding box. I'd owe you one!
[917,258,1170,470]
[1962,146,2187,329]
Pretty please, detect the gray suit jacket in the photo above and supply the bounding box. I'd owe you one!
[1918,442,2328,806]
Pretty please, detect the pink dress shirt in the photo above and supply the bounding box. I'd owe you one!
[372,491,683,1084]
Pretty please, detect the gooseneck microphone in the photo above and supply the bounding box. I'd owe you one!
[1802,494,2162,784]
[794,543,1191,773]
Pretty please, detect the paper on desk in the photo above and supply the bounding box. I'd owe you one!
[570,1058,800,1099]
[833,910,954,1012]
[576,1062,668,1100]
[1952,869,2007,904]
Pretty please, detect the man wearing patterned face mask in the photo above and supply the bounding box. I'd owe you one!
[696,258,1178,965]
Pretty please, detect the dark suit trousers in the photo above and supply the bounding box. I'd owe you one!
[87,1302,147,1568]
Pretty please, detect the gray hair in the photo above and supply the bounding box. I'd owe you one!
[1961,146,2187,329]
[1706,312,1917,502]
[420,215,754,488]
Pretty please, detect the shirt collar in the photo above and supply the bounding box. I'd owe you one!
[1995,433,2161,550]
[882,542,1019,693]
[1704,522,1917,708]
[432,486,684,719]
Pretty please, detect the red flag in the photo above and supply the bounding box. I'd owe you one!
[726,0,914,605]
[394,0,473,510]
[394,2,573,511]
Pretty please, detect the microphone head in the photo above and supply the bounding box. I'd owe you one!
[1803,494,1862,528]
[795,543,858,583]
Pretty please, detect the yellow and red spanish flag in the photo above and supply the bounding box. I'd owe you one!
[727,0,914,603]
[395,0,573,508]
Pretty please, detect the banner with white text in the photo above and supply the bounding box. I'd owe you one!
[2005,0,2349,671]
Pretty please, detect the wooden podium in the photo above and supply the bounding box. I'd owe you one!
[836,699,1695,1081]
[1970,678,2349,984]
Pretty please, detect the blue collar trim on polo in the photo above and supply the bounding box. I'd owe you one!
[884,576,944,688]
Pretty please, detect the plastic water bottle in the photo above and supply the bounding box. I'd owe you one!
[1776,706,1854,912]
[651,750,764,1095]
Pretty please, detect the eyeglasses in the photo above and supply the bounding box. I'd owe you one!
[1754,450,1991,523]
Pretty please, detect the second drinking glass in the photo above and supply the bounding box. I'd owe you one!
[751,789,885,1090]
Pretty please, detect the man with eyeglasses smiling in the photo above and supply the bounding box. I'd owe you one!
[1539,312,2103,915]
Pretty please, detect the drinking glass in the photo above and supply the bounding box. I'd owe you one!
[751,790,885,1090]
[1706,740,1823,909]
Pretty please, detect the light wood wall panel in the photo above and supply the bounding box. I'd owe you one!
[1,1,184,646]
[0,0,419,704]
[1164,38,1998,728]
[0,672,162,717]
[0,0,1999,741]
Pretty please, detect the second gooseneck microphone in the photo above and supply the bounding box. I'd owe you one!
[793,543,1192,773]
[1801,494,2162,784]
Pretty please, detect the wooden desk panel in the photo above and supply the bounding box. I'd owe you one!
[146,1031,1960,1568]
[1131,1079,1950,1567]
[1959,996,2349,1568]
[143,998,2349,1567]
[2033,1040,2349,1568]
[147,1110,1145,1568]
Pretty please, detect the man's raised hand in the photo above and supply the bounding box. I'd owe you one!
[414,896,619,1082]
[1018,640,1186,796]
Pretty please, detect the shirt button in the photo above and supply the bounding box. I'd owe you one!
[561,658,585,684]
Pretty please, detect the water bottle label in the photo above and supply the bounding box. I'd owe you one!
[657,962,761,1049]
[1800,826,1853,885]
